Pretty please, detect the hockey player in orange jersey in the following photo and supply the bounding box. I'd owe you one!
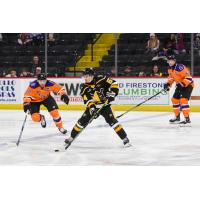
[164,55,194,124]
[23,73,69,134]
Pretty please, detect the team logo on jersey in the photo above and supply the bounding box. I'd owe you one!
[36,91,46,99]
[176,64,184,71]
[44,87,50,91]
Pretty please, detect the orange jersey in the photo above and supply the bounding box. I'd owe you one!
[24,80,66,103]
[167,64,194,87]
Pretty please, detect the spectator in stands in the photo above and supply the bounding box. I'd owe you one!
[138,71,146,77]
[166,33,177,51]
[174,33,186,54]
[31,55,42,76]
[109,66,117,77]
[47,33,58,46]
[0,33,3,42]
[194,34,200,48]
[0,70,6,77]
[145,33,160,54]
[194,33,200,56]
[150,65,162,77]
[123,66,132,76]
[31,33,44,46]
[20,70,32,77]
[5,70,17,78]
[18,33,32,46]
[35,67,42,77]
[162,33,186,55]
[152,34,177,61]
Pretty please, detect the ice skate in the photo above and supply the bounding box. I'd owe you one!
[179,117,191,127]
[59,127,67,134]
[123,137,132,148]
[64,137,73,149]
[41,115,46,128]
[169,114,180,124]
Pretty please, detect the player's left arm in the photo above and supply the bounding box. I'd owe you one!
[105,77,119,103]
[179,66,193,87]
[51,82,69,104]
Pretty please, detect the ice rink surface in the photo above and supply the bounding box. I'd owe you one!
[0,109,200,166]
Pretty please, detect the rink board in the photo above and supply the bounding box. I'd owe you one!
[1,104,200,112]
[0,77,200,111]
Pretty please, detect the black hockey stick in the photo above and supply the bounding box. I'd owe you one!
[64,100,109,150]
[54,100,109,152]
[116,89,166,119]
[16,113,28,146]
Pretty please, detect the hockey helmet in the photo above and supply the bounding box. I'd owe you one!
[83,68,95,76]
[167,55,176,60]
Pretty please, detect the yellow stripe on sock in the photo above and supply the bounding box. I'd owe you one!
[74,125,81,132]
[114,125,122,133]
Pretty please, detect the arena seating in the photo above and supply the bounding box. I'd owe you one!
[0,33,96,76]
[97,33,194,76]
[0,33,200,77]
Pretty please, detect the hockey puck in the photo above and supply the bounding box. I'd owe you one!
[54,149,59,152]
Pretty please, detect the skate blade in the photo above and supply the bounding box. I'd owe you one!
[59,130,68,134]
[169,121,180,124]
[179,124,192,127]
[124,143,132,148]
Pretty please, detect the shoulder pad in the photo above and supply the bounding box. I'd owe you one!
[80,84,88,93]
[80,83,85,89]
[29,80,40,89]
[95,75,106,83]
[175,64,184,72]
[95,75,105,80]
[45,80,55,87]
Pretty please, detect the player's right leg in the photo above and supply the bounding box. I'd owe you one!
[100,105,131,147]
[179,85,193,124]
[30,102,46,128]
[64,109,91,145]
[170,88,181,123]
[43,95,67,134]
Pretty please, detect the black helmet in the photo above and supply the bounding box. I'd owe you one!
[83,68,95,76]
[167,55,176,60]
[37,73,47,80]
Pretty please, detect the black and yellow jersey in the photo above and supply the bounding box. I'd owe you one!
[80,75,119,107]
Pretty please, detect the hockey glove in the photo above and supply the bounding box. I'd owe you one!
[89,104,99,119]
[23,102,31,113]
[163,83,170,91]
[61,94,69,105]
[106,91,116,103]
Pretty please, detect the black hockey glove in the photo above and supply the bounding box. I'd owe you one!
[23,102,31,113]
[89,104,99,119]
[106,91,116,103]
[163,83,170,91]
[61,94,69,105]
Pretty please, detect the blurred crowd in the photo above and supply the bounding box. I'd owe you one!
[2,55,43,78]
[0,33,199,78]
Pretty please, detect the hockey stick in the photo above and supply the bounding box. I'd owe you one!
[116,89,166,119]
[65,100,109,150]
[54,100,109,152]
[16,113,28,146]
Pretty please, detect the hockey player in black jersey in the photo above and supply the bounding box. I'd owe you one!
[64,68,131,148]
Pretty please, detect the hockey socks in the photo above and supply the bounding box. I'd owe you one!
[71,123,84,139]
[112,122,127,140]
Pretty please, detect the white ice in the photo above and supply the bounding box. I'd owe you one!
[0,109,200,165]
